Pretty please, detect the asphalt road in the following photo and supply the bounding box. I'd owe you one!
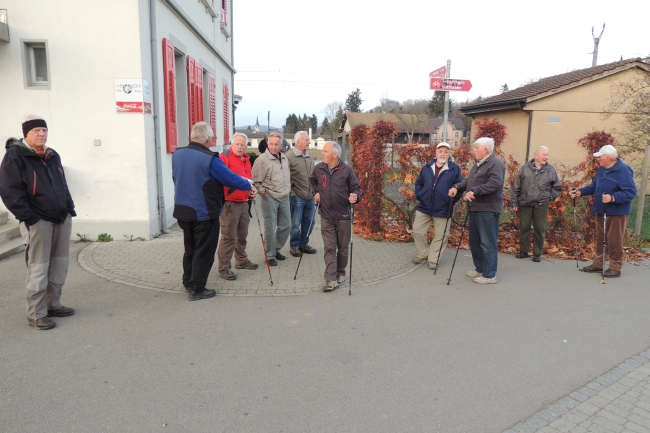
[1,243,649,433]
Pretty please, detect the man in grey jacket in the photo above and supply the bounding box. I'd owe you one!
[512,146,562,262]
[449,137,506,284]
[286,131,316,257]
[252,132,291,266]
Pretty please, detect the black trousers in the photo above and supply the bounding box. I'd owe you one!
[178,219,220,290]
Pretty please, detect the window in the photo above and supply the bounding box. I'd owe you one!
[21,40,50,89]
[455,132,459,138]
[221,0,228,27]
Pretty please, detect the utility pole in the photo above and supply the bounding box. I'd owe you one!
[591,23,605,67]
[267,111,270,134]
[442,59,451,143]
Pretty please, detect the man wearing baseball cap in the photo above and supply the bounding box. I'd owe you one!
[0,116,77,330]
[413,142,463,270]
[569,144,637,277]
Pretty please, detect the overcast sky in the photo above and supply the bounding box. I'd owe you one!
[232,0,648,129]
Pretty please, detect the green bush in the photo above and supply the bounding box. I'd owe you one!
[97,233,113,242]
[247,152,258,166]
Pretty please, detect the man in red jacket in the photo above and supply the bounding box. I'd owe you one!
[217,133,258,280]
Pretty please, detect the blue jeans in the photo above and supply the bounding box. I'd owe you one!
[289,195,315,249]
[468,211,500,279]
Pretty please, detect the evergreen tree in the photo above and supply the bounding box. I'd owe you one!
[345,88,363,112]
[310,114,318,131]
[321,118,330,134]
[500,83,509,93]
[427,91,453,117]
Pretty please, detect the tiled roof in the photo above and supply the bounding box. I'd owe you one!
[431,118,465,130]
[343,112,434,134]
[461,58,649,113]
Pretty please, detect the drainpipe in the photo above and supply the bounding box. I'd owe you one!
[149,0,171,234]
[524,111,533,162]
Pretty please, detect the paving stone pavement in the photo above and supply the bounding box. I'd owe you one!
[78,202,422,296]
[504,348,650,433]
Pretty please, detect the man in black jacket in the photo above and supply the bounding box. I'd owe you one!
[512,146,562,262]
[309,142,361,292]
[449,137,506,284]
[0,116,76,330]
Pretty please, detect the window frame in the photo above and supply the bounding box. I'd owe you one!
[21,39,51,89]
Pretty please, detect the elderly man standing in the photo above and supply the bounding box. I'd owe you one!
[216,132,258,281]
[0,116,76,330]
[449,137,506,284]
[512,146,562,262]
[252,131,291,266]
[310,141,361,292]
[287,131,317,257]
[569,144,636,277]
[173,122,256,301]
[413,142,463,270]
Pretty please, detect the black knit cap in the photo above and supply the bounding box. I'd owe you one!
[22,119,48,137]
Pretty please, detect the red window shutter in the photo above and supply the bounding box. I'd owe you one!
[162,38,178,153]
[221,0,227,27]
[223,83,230,145]
[195,63,204,123]
[208,73,217,141]
[187,56,196,133]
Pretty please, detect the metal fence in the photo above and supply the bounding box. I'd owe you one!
[629,195,650,240]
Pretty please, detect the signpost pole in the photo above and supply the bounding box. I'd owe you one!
[442,59,451,143]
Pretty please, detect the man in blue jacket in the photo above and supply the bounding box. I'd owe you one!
[569,144,636,277]
[413,142,463,270]
[0,116,76,330]
[173,122,257,301]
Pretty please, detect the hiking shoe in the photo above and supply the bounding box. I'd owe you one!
[581,264,603,273]
[473,276,497,284]
[188,287,216,301]
[466,270,482,277]
[603,268,621,278]
[47,306,75,317]
[428,262,437,270]
[267,258,278,266]
[532,255,541,263]
[337,275,346,285]
[219,269,237,280]
[290,248,302,257]
[275,252,286,260]
[236,260,258,270]
[515,252,530,259]
[28,317,56,330]
[302,245,317,254]
[323,280,339,292]
[413,257,427,264]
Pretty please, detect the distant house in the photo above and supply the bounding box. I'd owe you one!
[460,58,650,166]
[339,112,434,144]
[234,117,327,151]
[431,118,466,147]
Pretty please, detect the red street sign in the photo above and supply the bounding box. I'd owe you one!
[429,77,473,91]
[429,66,446,78]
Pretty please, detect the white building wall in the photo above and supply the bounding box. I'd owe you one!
[0,0,234,240]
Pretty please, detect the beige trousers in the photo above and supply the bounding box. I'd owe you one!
[413,210,451,264]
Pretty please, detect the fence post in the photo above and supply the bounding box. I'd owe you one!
[635,144,650,235]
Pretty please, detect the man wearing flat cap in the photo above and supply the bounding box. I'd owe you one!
[0,116,77,330]
[569,144,637,277]
[413,142,463,270]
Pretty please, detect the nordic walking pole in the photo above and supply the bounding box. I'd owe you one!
[349,204,355,296]
[600,200,607,284]
[447,200,470,286]
[434,198,454,275]
[572,189,579,268]
[253,200,273,286]
[293,202,319,280]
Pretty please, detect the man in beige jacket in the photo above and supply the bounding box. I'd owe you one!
[252,132,292,266]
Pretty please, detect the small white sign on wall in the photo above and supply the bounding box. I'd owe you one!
[115,79,152,113]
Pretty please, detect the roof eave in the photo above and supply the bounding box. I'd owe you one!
[460,100,527,116]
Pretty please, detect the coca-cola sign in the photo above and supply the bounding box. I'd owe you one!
[115,79,152,113]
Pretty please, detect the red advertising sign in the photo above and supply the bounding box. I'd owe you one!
[429,78,473,91]
[429,66,447,78]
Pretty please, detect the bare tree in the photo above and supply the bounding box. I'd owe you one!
[370,97,402,114]
[322,101,345,136]
[604,73,650,235]
[394,99,430,143]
